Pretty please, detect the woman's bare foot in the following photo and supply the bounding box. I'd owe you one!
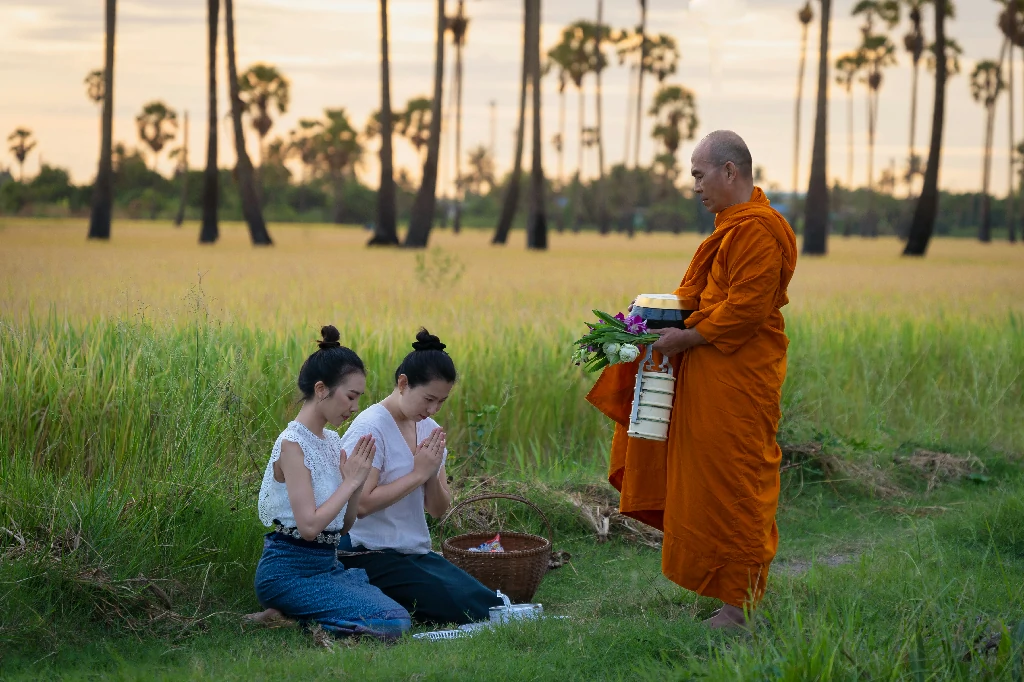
[242,607,296,628]
[702,604,750,630]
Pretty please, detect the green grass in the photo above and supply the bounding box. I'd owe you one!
[3,470,1023,680]
[3,310,1022,482]
[2,309,1024,679]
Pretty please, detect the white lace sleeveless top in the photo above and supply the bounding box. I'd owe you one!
[258,421,348,532]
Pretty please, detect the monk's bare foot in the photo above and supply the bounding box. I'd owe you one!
[703,604,751,630]
[242,608,296,628]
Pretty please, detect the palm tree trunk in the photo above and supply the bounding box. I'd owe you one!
[802,0,830,256]
[793,21,810,197]
[453,5,465,235]
[175,110,189,227]
[864,88,878,237]
[493,1,529,245]
[370,0,399,245]
[558,89,566,189]
[908,58,920,198]
[526,0,547,250]
[1008,41,1017,244]
[846,85,854,189]
[404,0,445,248]
[331,171,346,225]
[200,0,219,244]
[904,0,947,257]
[633,0,647,169]
[87,0,116,241]
[980,105,996,243]
[594,0,609,235]
[573,86,585,232]
[624,64,636,168]
[225,0,272,246]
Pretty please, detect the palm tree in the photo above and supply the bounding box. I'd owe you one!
[546,46,572,188]
[200,0,219,244]
[6,129,36,182]
[835,53,863,190]
[136,101,178,172]
[794,1,815,198]
[302,109,363,225]
[404,0,445,248]
[171,111,189,226]
[446,1,469,233]
[526,0,547,250]
[804,0,833,256]
[857,33,897,236]
[904,0,952,256]
[370,0,399,246]
[85,70,104,105]
[464,145,496,195]
[591,1,613,235]
[971,61,1005,243]
[555,22,596,231]
[619,29,680,169]
[901,0,927,197]
[493,0,530,245]
[224,0,272,246]
[396,97,433,161]
[997,0,1023,243]
[237,63,290,168]
[88,0,116,241]
[287,119,321,184]
[648,85,698,189]
[634,0,647,169]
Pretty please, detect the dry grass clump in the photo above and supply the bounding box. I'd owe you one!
[902,449,985,491]
[781,442,905,498]
[1,520,208,638]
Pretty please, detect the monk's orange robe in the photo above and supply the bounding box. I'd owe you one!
[587,187,797,608]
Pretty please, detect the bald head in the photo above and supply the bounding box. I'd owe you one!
[690,130,756,213]
[693,130,753,180]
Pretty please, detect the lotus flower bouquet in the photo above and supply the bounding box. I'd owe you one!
[571,310,660,373]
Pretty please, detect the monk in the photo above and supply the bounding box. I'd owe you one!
[586,130,797,629]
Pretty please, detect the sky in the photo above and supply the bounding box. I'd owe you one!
[0,0,1015,196]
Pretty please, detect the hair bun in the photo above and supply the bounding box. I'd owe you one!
[411,328,446,352]
[318,324,342,350]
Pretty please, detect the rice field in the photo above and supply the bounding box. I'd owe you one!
[3,218,1023,479]
[2,218,1024,678]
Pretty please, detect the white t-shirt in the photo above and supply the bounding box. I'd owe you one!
[340,403,447,554]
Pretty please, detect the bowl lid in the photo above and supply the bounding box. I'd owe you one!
[635,293,684,310]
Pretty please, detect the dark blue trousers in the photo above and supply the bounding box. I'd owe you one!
[337,535,503,625]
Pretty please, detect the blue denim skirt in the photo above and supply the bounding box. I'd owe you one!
[254,532,411,641]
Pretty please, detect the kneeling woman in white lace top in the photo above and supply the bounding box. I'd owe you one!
[251,326,411,640]
[336,329,503,625]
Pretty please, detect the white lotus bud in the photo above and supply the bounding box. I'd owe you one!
[617,344,640,363]
[603,343,621,357]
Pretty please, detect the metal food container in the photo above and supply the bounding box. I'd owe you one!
[624,297,685,442]
[631,293,694,330]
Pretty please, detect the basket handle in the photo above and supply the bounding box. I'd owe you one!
[439,493,553,545]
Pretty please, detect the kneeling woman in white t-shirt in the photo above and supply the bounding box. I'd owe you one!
[336,329,503,625]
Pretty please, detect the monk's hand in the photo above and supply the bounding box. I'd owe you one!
[650,327,707,357]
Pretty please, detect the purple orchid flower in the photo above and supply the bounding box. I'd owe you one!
[613,312,627,323]
[625,315,648,335]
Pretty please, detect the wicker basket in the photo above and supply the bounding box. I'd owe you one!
[440,493,552,603]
